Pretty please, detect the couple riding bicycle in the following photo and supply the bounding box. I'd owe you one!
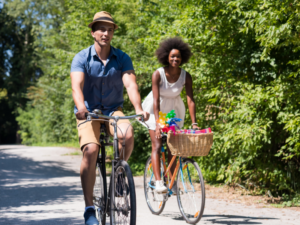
[71,11,200,225]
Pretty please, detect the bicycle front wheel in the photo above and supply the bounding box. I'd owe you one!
[93,162,107,225]
[177,158,205,224]
[143,156,166,215]
[110,160,136,225]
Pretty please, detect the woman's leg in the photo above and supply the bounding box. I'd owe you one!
[149,130,162,180]
[167,144,176,177]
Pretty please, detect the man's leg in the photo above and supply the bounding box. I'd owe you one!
[116,123,134,161]
[76,118,101,224]
[80,143,99,206]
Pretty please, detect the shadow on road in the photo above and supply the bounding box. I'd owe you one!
[0,147,83,224]
[0,217,83,225]
[202,214,279,224]
[160,211,279,224]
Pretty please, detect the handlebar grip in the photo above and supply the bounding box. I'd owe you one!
[141,115,144,122]
[85,113,88,118]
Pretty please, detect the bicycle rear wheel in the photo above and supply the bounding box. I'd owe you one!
[143,156,166,215]
[93,160,107,225]
[176,158,205,224]
[110,160,136,225]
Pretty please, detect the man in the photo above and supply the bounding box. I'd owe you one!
[70,11,149,225]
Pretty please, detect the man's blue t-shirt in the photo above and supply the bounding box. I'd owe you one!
[71,45,134,115]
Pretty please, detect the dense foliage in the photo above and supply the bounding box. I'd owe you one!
[3,0,300,197]
[0,5,41,143]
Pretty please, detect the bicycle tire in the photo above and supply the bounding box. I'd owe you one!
[143,156,166,215]
[110,160,136,225]
[93,160,107,225]
[176,158,205,224]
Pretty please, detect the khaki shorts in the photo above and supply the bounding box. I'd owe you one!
[76,108,130,150]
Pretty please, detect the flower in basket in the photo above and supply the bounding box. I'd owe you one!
[166,118,182,129]
[161,127,170,133]
[166,110,176,119]
[157,110,183,135]
[156,118,166,128]
[166,117,182,135]
[159,111,167,120]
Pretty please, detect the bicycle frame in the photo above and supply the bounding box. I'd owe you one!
[147,145,195,196]
[86,112,144,219]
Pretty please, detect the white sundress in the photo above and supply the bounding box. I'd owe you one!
[142,67,186,130]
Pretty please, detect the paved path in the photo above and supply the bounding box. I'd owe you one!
[0,145,299,224]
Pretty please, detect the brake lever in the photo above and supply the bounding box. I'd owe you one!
[85,113,91,121]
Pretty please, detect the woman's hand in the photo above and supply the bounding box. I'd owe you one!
[155,125,162,139]
[192,124,200,130]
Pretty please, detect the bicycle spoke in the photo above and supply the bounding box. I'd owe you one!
[177,159,205,224]
[143,156,166,215]
[93,163,106,223]
[111,161,136,225]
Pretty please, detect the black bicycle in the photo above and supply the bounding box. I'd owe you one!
[81,110,144,225]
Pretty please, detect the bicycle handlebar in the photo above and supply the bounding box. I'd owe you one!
[85,112,145,122]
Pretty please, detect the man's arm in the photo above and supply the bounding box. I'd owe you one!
[70,71,88,120]
[122,70,149,120]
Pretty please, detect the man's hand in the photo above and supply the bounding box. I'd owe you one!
[136,110,150,121]
[76,109,88,120]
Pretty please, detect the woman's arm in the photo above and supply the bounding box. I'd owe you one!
[185,72,200,129]
[152,70,162,138]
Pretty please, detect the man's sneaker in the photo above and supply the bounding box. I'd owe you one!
[84,208,99,225]
[155,180,167,193]
[115,173,129,197]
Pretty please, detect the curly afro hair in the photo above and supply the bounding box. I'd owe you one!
[155,37,192,66]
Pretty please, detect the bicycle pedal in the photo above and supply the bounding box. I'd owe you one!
[154,192,167,202]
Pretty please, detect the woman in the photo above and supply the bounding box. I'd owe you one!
[142,37,199,192]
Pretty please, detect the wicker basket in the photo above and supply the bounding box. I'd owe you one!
[167,132,213,157]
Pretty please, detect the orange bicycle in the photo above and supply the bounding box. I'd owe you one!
[143,133,207,224]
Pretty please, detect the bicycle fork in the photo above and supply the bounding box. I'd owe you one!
[179,160,199,215]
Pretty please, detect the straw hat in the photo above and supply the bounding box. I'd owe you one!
[88,11,118,30]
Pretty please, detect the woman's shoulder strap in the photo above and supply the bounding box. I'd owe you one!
[157,67,164,74]
[181,68,187,85]
[157,67,165,83]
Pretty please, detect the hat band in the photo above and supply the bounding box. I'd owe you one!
[93,16,114,23]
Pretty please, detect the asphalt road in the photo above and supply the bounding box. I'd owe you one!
[0,145,299,225]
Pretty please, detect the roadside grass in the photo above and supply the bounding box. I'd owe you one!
[61,151,81,156]
[204,182,300,209]
[270,194,300,208]
[31,142,80,149]
[29,142,81,156]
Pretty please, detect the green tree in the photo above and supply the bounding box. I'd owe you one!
[0,5,41,143]
[14,0,300,197]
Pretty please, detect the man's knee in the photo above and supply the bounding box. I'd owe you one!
[82,143,99,159]
[118,124,134,140]
[125,126,134,141]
